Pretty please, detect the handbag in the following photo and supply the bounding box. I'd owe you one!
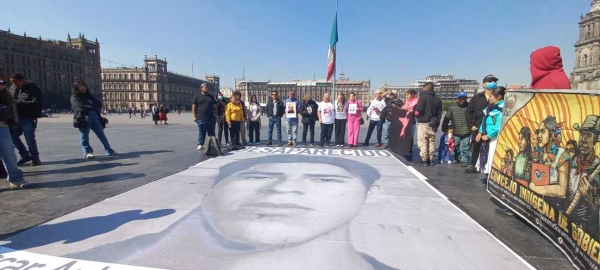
[360,117,365,125]
[100,116,109,129]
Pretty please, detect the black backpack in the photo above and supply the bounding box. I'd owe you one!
[203,136,221,157]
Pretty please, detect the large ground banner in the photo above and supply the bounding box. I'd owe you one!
[0,148,532,270]
[487,89,600,270]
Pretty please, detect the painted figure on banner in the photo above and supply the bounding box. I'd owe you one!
[61,155,399,270]
[528,116,569,194]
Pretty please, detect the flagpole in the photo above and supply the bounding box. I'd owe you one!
[332,0,338,103]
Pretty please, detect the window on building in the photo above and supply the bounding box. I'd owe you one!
[149,93,154,101]
[139,83,144,90]
[139,93,143,100]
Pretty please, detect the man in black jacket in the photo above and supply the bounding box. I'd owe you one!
[464,74,497,173]
[265,90,285,146]
[414,82,442,166]
[298,94,318,146]
[10,73,43,166]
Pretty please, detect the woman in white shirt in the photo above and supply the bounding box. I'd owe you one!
[247,95,262,145]
[317,93,335,147]
[334,93,347,147]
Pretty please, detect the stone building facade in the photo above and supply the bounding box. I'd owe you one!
[0,30,101,109]
[379,74,479,101]
[235,72,371,105]
[571,0,600,89]
[101,55,219,111]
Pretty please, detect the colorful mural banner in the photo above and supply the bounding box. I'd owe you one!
[487,89,600,270]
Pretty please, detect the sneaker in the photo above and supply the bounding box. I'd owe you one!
[292,141,297,146]
[197,145,204,150]
[461,163,469,167]
[447,161,452,164]
[108,152,119,157]
[278,142,283,147]
[31,158,42,167]
[420,161,429,167]
[287,141,293,146]
[362,142,369,146]
[9,180,31,189]
[266,142,272,146]
[464,166,477,174]
[17,157,32,166]
[374,143,382,147]
[85,153,95,159]
[310,144,314,146]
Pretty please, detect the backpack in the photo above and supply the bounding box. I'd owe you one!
[203,136,221,157]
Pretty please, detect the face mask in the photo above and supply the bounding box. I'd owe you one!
[485,82,497,90]
[218,96,224,100]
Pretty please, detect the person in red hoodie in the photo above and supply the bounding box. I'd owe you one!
[529,46,571,89]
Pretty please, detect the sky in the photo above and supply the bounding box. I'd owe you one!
[0,0,590,89]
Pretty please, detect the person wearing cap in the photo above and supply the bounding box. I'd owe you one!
[441,92,471,166]
[465,74,497,173]
[380,91,403,148]
[192,83,217,150]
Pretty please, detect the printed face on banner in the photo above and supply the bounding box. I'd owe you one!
[201,161,368,247]
[286,102,296,118]
[488,91,600,270]
[348,104,357,114]
[337,103,344,113]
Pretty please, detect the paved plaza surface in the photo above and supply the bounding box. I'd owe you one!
[0,113,572,269]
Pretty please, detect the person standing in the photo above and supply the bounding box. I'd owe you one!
[401,89,419,155]
[9,73,43,166]
[475,87,505,178]
[299,94,318,146]
[414,82,443,166]
[215,92,230,146]
[265,91,285,146]
[334,93,347,147]
[465,75,496,173]
[247,95,262,145]
[363,90,386,147]
[225,94,245,149]
[0,83,30,188]
[441,92,471,166]
[381,91,403,148]
[234,92,248,146]
[285,91,300,146]
[529,46,571,89]
[158,104,168,125]
[318,93,335,147]
[192,83,217,150]
[71,82,119,159]
[152,103,159,125]
[346,93,363,148]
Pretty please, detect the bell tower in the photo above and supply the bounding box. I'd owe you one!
[571,0,600,89]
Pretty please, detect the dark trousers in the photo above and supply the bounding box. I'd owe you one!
[302,121,315,144]
[230,121,242,146]
[249,121,260,143]
[268,118,282,143]
[470,130,482,166]
[320,123,334,146]
[364,120,382,144]
[197,118,216,145]
[217,117,230,144]
[334,119,347,145]
[11,118,40,159]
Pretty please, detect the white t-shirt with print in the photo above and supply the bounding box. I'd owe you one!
[335,100,347,120]
[318,101,335,124]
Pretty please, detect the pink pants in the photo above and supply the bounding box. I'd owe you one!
[347,117,361,145]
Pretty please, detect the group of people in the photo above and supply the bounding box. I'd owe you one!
[191,81,422,151]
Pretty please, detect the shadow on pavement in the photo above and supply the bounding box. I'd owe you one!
[30,172,147,189]
[23,163,138,176]
[41,150,174,166]
[0,209,176,249]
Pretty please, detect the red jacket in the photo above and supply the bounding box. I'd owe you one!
[529,46,571,89]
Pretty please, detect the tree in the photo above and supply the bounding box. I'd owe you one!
[442,100,455,112]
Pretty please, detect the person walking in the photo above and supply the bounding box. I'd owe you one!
[71,82,119,159]
[441,92,471,166]
[346,92,363,148]
[225,94,245,149]
[0,83,30,188]
[9,73,43,166]
[363,90,386,147]
[192,83,217,150]
[414,82,443,166]
[266,91,285,146]
[215,92,230,146]
[334,93,347,147]
[465,75,496,173]
[299,94,318,146]
[285,91,300,146]
[247,95,262,145]
[318,93,335,147]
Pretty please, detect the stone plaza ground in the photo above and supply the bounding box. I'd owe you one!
[0,113,575,269]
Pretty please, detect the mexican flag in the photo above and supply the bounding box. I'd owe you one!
[327,13,338,82]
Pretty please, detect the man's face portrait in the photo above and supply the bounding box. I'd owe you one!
[579,130,596,155]
[201,161,369,248]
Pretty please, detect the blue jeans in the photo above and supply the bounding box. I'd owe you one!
[286,121,298,142]
[0,127,25,183]
[268,118,282,143]
[197,118,216,145]
[454,135,471,163]
[79,111,115,156]
[364,120,383,144]
[382,121,391,145]
[11,118,39,159]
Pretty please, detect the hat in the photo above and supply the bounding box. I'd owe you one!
[574,115,600,138]
[483,74,499,83]
[456,92,468,99]
[201,83,208,88]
